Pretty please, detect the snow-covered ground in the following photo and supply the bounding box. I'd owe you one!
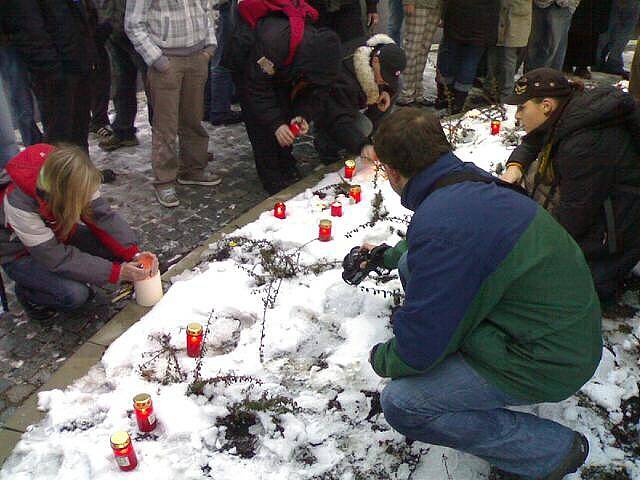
[2,108,640,480]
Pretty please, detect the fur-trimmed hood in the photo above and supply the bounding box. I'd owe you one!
[352,34,396,105]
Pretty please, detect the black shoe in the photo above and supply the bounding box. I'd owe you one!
[98,134,139,152]
[15,288,58,323]
[541,432,589,480]
[451,88,469,114]
[313,137,341,165]
[434,82,450,110]
[282,164,303,183]
[101,169,117,184]
[208,111,243,126]
[574,67,592,80]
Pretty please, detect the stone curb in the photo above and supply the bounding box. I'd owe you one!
[0,161,340,467]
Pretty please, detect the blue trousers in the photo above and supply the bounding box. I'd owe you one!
[391,252,576,477]
[526,4,574,71]
[209,0,237,120]
[436,37,486,92]
[596,0,640,73]
[0,75,18,168]
[387,0,404,46]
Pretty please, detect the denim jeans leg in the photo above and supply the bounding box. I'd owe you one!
[546,6,573,71]
[210,1,236,118]
[107,37,139,140]
[0,46,42,146]
[387,0,404,46]
[3,257,90,310]
[602,0,640,72]
[0,76,18,168]
[436,37,460,86]
[380,353,576,478]
[454,45,486,92]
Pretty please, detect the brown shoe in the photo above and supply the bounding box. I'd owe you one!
[177,173,222,186]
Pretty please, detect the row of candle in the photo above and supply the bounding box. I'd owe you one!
[110,324,205,471]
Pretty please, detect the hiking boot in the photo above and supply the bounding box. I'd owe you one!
[451,88,469,114]
[90,125,113,138]
[98,134,139,152]
[177,173,222,186]
[154,185,180,208]
[101,169,117,184]
[542,432,589,480]
[208,111,243,126]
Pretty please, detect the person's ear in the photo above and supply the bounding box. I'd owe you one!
[541,98,554,117]
[385,164,402,183]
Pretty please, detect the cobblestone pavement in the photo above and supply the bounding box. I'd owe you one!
[0,44,633,425]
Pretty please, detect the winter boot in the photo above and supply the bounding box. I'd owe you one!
[432,82,449,110]
[451,88,469,115]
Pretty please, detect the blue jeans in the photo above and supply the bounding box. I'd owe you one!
[436,37,486,92]
[0,75,18,168]
[387,0,404,46]
[486,46,520,98]
[0,46,42,146]
[2,227,113,310]
[381,354,576,478]
[210,0,237,119]
[526,4,573,71]
[596,0,640,73]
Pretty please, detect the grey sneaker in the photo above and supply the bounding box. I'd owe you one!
[154,185,180,208]
[177,173,222,186]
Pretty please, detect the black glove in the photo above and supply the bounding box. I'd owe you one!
[369,343,382,370]
[342,244,390,286]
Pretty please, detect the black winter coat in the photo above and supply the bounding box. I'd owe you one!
[226,16,341,134]
[443,0,500,46]
[508,87,640,297]
[3,0,98,76]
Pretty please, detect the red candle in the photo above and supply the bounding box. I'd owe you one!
[110,431,138,472]
[330,201,342,217]
[344,159,356,179]
[274,202,286,219]
[186,322,204,358]
[133,393,157,433]
[318,219,332,242]
[289,122,301,137]
[349,185,362,203]
[491,119,501,135]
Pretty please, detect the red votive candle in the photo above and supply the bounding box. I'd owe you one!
[331,201,342,217]
[318,219,332,242]
[490,119,501,135]
[349,185,362,203]
[274,202,286,219]
[186,322,204,358]
[133,393,157,433]
[344,159,356,179]
[110,431,138,472]
[289,122,301,137]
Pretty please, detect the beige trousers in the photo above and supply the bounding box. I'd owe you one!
[147,52,210,185]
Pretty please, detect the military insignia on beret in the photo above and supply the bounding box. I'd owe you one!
[515,82,527,95]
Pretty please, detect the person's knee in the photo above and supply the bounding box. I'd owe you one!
[381,381,427,433]
[60,282,90,310]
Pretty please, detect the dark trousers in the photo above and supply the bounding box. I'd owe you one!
[107,34,153,139]
[314,1,365,42]
[2,227,113,311]
[32,73,91,151]
[90,34,111,130]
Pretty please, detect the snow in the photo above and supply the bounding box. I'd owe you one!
[3,107,640,480]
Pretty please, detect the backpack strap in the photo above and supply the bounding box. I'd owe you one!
[425,170,529,197]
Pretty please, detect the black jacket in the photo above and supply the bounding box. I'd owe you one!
[227,16,341,133]
[295,37,384,154]
[508,87,640,296]
[443,0,500,46]
[3,0,98,76]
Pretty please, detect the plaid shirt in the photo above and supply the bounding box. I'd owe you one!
[125,0,216,66]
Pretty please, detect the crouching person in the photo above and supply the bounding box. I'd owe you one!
[363,109,602,478]
[0,144,157,321]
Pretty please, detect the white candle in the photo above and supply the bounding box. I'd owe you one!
[134,272,163,307]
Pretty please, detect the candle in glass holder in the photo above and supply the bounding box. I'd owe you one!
[289,121,301,137]
[134,253,163,307]
[349,185,362,203]
[318,219,332,242]
[344,159,356,179]
[273,202,286,219]
[186,322,204,358]
[490,119,501,135]
[110,431,138,472]
[330,201,342,217]
[133,393,157,433]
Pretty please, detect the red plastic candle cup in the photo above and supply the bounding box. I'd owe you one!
[330,201,342,217]
[186,322,204,358]
[289,122,302,137]
[318,219,332,242]
[133,393,157,433]
[274,202,286,219]
[349,185,362,203]
[490,119,501,135]
[110,431,138,472]
[344,159,356,179]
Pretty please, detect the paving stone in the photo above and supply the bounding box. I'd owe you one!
[5,384,36,405]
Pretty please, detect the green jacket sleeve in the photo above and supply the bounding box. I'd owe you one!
[383,239,408,270]
[372,338,424,378]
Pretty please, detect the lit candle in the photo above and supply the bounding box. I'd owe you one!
[344,159,356,179]
[349,185,362,203]
[133,393,157,433]
[110,431,138,472]
[273,202,286,219]
[134,253,163,307]
[330,201,342,217]
[490,119,501,135]
[289,121,301,137]
[186,322,204,358]
[318,219,332,242]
